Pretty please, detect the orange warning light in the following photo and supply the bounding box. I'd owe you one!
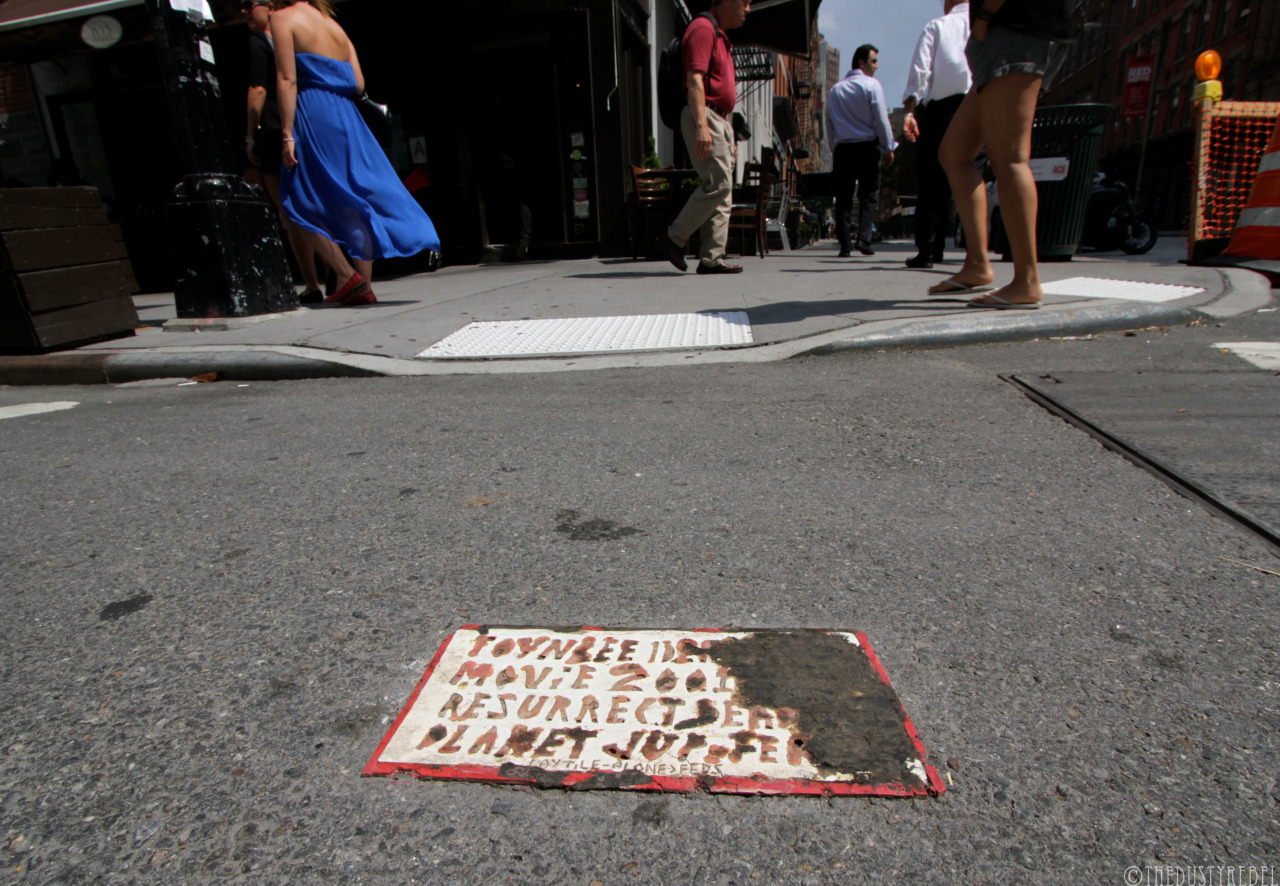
[1196,50,1222,82]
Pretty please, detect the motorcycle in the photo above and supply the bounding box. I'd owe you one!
[1080,173,1158,255]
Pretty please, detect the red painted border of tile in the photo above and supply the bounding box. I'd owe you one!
[364,626,944,797]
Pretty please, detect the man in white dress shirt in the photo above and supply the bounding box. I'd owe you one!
[901,0,972,269]
[826,45,897,256]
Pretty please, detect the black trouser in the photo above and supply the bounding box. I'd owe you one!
[913,93,964,260]
[833,140,881,252]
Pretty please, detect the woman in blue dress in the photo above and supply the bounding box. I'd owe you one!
[271,0,440,305]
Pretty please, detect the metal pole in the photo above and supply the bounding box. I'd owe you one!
[143,0,296,319]
[1085,22,1159,209]
[1134,65,1155,207]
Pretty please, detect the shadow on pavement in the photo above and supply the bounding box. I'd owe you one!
[567,271,683,279]
[746,297,968,325]
[785,265,908,273]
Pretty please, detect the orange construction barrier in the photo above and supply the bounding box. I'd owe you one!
[1222,113,1280,264]
[1191,103,1280,281]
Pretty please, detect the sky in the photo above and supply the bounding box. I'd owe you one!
[816,0,952,110]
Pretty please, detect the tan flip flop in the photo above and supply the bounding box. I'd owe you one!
[928,277,995,296]
[967,292,1041,310]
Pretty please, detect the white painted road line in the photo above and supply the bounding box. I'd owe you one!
[1042,277,1206,302]
[1214,342,1280,370]
[0,402,80,421]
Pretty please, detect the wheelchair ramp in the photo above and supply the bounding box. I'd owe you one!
[417,311,753,359]
[1041,277,1205,302]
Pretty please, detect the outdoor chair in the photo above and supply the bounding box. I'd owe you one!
[630,165,673,260]
[729,162,772,258]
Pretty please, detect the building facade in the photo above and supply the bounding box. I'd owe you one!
[0,0,824,289]
[1043,0,1280,228]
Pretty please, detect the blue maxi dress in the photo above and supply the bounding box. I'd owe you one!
[280,52,440,262]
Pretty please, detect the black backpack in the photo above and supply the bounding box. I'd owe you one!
[657,12,720,130]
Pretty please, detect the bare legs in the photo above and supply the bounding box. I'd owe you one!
[933,72,1044,306]
[260,172,368,299]
[260,173,321,294]
[307,235,370,297]
[932,90,993,292]
[283,221,321,292]
[979,73,1043,305]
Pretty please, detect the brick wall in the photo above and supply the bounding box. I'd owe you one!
[0,64,36,115]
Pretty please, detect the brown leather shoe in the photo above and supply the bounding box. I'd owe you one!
[664,236,688,272]
[696,262,744,275]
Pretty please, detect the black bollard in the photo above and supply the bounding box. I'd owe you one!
[144,0,297,319]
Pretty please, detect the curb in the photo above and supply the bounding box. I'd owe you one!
[0,353,116,386]
[794,301,1204,357]
[795,268,1272,357]
[0,269,1270,385]
[0,349,380,386]
[102,350,383,383]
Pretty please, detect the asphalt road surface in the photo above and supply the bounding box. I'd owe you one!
[1,300,1277,885]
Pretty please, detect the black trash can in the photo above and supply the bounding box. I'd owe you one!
[991,103,1115,261]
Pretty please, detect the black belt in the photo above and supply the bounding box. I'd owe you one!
[707,103,732,119]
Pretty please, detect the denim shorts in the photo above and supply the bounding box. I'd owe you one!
[965,25,1066,94]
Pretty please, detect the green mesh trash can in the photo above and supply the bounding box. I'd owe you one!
[992,103,1115,261]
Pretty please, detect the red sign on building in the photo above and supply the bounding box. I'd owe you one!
[1123,55,1155,119]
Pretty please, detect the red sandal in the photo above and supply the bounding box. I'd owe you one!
[342,289,377,306]
[325,272,368,303]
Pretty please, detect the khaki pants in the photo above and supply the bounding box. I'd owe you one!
[668,105,734,268]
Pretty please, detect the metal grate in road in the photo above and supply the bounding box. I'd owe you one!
[416,311,753,359]
[1041,276,1205,302]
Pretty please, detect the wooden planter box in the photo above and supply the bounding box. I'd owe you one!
[0,187,140,353]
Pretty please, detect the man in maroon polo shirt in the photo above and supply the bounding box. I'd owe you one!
[665,0,750,275]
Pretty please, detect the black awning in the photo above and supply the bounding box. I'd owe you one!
[0,0,142,33]
[686,0,821,56]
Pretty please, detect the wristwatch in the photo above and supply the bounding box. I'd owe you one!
[974,6,993,20]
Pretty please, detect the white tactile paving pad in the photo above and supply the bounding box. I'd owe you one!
[416,311,753,359]
[1041,276,1205,302]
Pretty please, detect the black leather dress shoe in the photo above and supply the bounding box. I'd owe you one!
[837,250,852,258]
[905,254,933,269]
[696,262,744,274]
[664,236,688,272]
[856,240,875,255]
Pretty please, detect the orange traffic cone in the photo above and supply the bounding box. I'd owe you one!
[1209,112,1280,282]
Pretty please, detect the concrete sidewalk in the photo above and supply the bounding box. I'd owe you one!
[1,238,1272,384]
